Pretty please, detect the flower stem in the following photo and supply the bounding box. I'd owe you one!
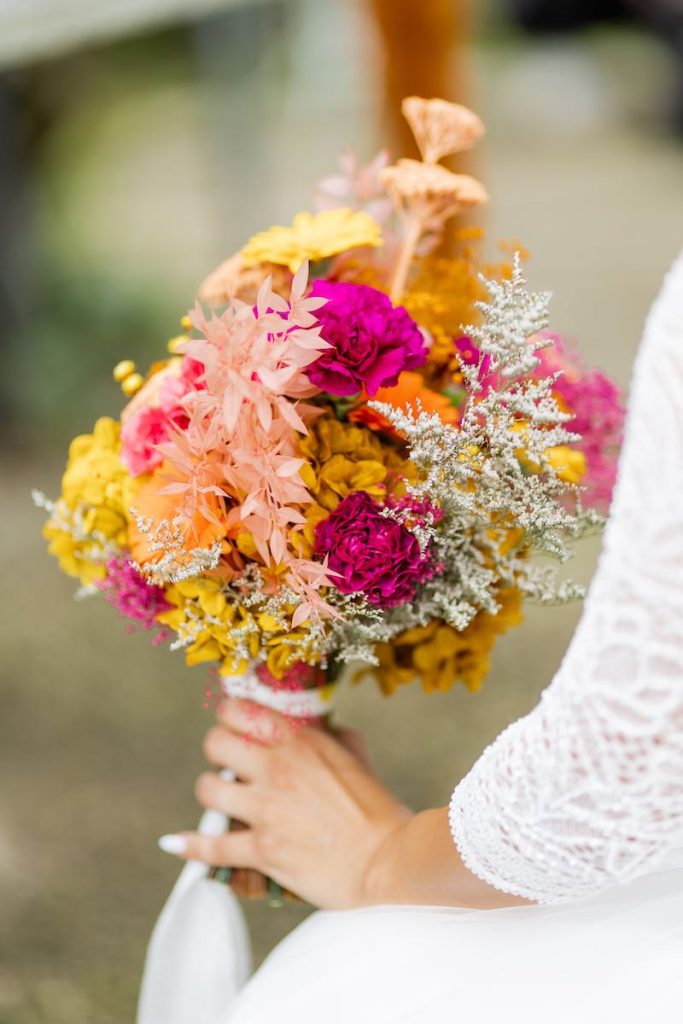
[390,214,424,303]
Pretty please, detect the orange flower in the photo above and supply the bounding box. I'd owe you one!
[129,464,230,568]
[348,371,460,437]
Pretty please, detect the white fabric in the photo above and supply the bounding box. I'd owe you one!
[137,773,252,1024]
[224,868,683,1023]
[449,249,683,904]
[221,674,338,717]
[220,251,683,1023]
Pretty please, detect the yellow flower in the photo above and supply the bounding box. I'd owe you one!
[44,417,139,585]
[61,417,135,527]
[368,588,523,695]
[158,579,260,673]
[401,230,517,381]
[299,417,409,509]
[546,445,586,486]
[295,415,414,554]
[241,209,382,273]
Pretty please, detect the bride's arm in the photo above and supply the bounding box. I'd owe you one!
[448,251,683,904]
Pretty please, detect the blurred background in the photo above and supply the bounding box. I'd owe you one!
[1,0,682,1020]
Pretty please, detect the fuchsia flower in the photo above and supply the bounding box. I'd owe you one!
[97,556,171,643]
[120,357,205,477]
[454,331,625,509]
[314,491,436,609]
[534,333,625,509]
[306,281,427,397]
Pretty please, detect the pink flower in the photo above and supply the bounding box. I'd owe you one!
[314,491,435,609]
[314,148,393,225]
[534,333,625,509]
[120,357,204,477]
[97,555,171,643]
[306,281,427,397]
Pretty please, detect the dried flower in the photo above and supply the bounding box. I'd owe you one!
[402,97,485,164]
[198,252,292,306]
[382,159,488,222]
[314,148,393,224]
[97,555,171,642]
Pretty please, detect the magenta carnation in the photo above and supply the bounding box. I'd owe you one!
[306,281,427,397]
[97,556,171,643]
[314,491,434,608]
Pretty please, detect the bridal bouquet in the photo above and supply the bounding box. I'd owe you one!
[35,98,623,895]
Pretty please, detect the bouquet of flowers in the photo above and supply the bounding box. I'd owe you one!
[35,97,624,898]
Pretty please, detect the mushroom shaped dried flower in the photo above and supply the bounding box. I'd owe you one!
[402,97,485,165]
[382,159,488,220]
[199,252,292,306]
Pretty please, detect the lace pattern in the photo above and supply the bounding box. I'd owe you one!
[449,252,683,904]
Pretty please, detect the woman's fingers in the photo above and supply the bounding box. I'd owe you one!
[158,828,256,867]
[194,772,258,823]
[217,698,293,745]
[202,724,268,780]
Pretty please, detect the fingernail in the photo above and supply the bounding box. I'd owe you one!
[158,834,187,855]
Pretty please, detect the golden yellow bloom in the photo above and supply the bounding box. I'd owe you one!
[241,209,382,273]
[295,415,414,554]
[158,579,260,674]
[44,417,139,585]
[369,588,523,695]
[402,232,516,381]
[299,417,409,509]
[546,445,586,486]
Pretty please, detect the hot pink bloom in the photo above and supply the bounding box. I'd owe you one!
[306,281,427,397]
[97,555,171,643]
[454,331,625,510]
[534,333,625,509]
[314,491,435,609]
[120,357,204,477]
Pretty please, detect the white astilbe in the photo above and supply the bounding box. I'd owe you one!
[462,253,551,381]
[367,255,600,635]
[129,508,222,585]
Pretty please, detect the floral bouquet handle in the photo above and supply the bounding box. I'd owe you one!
[212,663,338,902]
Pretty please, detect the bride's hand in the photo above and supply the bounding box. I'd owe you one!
[158,699,413,909]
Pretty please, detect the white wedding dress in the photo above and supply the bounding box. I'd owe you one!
[222,252,683,1023]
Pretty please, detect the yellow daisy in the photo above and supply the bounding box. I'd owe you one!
[241,208,382,272]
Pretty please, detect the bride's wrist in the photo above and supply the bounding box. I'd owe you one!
[361,815,415,906]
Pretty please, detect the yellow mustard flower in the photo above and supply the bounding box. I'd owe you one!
[295,415,414,554]
[241,209,382,273]
[546,445,586,486]
[44,417,139,585]
[158,578,260,674]
[299,417,410,509]
[368,588,523,695]
[401,231,516,381]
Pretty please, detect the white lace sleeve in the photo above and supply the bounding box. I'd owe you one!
[448,251,683,905]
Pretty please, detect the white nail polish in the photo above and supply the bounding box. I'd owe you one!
[158,834,187,855]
